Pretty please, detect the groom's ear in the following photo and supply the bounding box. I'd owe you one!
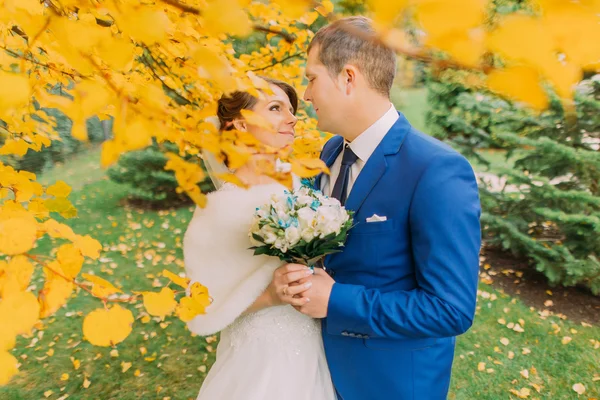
[342,64,359,95]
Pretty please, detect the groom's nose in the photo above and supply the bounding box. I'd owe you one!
[303,87,312,103]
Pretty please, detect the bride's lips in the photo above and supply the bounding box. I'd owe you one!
[279,131,295,137]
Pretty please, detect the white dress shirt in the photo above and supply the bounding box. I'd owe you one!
[321,104,399,197]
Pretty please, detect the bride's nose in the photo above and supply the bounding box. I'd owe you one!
[286,111,298,128]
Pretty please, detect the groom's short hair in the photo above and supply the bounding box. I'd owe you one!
[308,16,397,97]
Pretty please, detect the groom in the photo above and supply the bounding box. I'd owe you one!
[274,16,481,399]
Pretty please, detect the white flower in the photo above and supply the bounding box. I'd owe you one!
[260,226,278,244]
[300,227,318,242]
[284,226,301,246]
[297,207,317,230]
[315,206,345,237]
[274,237,288,253]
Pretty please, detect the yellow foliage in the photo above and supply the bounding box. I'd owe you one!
[487,66,548,111]
[83,305,134,347]
[176,282,211,322]
[0,291,40,336]
[162,269,190,289]
[0,211,38,256]
[0,255,34,298]
[39,263,74,318]
[141,287,177,318]
[0,351,19,385]
[56,244,84,279]
[46,181,72,198]
[81,273,122,299]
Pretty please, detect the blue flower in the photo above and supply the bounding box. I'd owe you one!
[310,199,321,211]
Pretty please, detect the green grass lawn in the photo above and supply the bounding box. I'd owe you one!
[2,121,598,399]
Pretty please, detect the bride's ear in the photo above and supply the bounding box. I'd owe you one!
[232,118,248,132]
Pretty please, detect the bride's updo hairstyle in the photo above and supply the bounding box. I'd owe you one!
[216,77,299,131]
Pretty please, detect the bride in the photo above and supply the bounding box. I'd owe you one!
[183,77,336,400]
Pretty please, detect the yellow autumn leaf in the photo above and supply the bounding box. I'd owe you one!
[487,66,548,110]
[73,80,113,119]
[0,71,30,111]
[0,214,38,256]
[0,326,16,352]
[44,197,78,219]
[141,287,177,318]
[71,118,89,142]
[368,0,408,27]
[162,269,190,289]
[39,264,74,318]
[176,282,211,322]
[487,14,556,72]
[426,28,486,68]
[121,361,132,373]
[272,0,313,19]
[96,37,135,71]
[315,0,334,17]
[203,0,252,37]
[0,290,40,336]
[70,357,80,370]
[82,305,134,347]
[56,244,84,279]
[46,181,72,198]
[291,158,329,178]
[119,8,171,44]
[510,387,531,398]
[416,0,486,39]
[0,139,30,157]
[0,351,18,385]
[240,109,276,132]
[83,377,91,388]
[193,46,237,93]
[0,255,34,297]
[73,235,102,260]
[81,273,122,299]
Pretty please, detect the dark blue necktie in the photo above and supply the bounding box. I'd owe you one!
[331,144,359,207]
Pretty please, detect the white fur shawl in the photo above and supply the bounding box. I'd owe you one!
[183,183,286,336]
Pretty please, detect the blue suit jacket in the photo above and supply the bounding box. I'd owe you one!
[314,113,481,400]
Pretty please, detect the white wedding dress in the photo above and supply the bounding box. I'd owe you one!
[183,181,336,400]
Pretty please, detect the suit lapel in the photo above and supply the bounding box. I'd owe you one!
[344,146,387,212]
[344,112,412,213]
[314,137,343,191]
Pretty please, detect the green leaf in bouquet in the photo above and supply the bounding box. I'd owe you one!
[253,246,271,256]
[251,233,266,244]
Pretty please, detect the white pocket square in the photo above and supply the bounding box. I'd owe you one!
[366,214,387,223]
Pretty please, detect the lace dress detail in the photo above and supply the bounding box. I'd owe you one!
[225,305,322,355]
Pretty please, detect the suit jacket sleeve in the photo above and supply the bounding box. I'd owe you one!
[326,153,481,339]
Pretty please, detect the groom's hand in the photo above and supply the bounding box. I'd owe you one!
[294,268,335,318]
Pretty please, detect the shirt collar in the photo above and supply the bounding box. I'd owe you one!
[345,104,399,163]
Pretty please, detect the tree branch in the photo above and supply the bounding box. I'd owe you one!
[250,52,304,72]
[253,25,296,44]
[160,0,201,15]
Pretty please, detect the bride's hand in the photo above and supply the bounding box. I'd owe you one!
[269,263,314,307]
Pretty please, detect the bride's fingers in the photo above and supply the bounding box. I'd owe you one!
[285,281,312,297]
[274,263,309,278]
[283,269,313,285]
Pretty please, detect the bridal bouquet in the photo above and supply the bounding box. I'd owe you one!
[249,186,354,269]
